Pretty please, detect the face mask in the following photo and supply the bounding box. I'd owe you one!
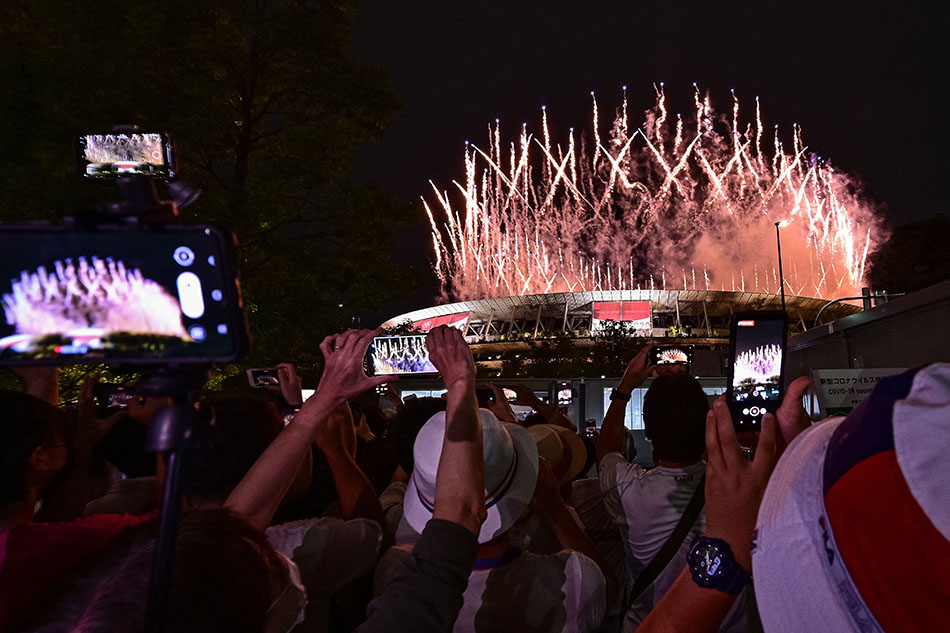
[264,553,307,633]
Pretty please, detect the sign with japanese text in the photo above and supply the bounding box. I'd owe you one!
[809,368,906,418]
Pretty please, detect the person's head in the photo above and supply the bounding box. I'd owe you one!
[388,396,446,473]
[184,394,284,504]
[15,508,298,633]
[753,363,950,632]
[527,424,587,486]
[642,374,708,463]
[0,390,70,518]
[404,409,539,543]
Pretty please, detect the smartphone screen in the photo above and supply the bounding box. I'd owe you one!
[727,312,787,431]
[502,387,518,402]
[556,380,573,406]
[366,335,438,376]
[93,383,135,417]
[247,368,280,388]
[650,345,694,365]
[79,132,174,179]
[0,224,247,365]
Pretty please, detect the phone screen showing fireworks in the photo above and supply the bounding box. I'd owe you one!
[727,312,787,431]
[79,133,174,179]
[366,335,438,376]
[650,345,694,366]
[0,224,247,365]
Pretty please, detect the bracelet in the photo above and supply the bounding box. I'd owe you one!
[609,388,631,402]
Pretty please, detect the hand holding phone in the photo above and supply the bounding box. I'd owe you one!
[247,368,280,388]
[649,345,694,366]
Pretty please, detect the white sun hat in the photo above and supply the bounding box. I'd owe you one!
[752,364,950,633]
[404,408,539,544]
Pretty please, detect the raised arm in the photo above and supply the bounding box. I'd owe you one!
[596,346,652,463]
[226,329,388,531]
[637,398,777,633]
[358,325,485,632]
[314,402,385,526]
[426,326,487,535]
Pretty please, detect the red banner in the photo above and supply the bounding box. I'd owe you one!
[411,312,470,333]
[592,301,650,322]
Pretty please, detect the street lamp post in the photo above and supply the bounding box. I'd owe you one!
[775,220,790,314]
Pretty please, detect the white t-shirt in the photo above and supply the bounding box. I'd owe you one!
[376,544,607,633]
[599,453,748,632]
[267,517,383,633]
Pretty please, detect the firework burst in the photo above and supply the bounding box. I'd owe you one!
[425,85,882,301]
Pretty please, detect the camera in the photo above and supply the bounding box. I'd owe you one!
[0,127,248,367]
[726,311,787,431]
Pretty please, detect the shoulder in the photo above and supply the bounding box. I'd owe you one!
[598,453,647,489]
[267,517,383,579]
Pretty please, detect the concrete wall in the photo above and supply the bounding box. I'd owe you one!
[787,280,950,378]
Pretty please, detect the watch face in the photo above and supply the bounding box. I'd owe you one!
[689,540,729,581]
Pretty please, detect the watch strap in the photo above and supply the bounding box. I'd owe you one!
[609,388,631,402]
[688,535,751,595]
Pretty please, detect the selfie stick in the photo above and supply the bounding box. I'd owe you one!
[141,367,209,633]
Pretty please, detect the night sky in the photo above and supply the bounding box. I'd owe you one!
[350,1,945,320]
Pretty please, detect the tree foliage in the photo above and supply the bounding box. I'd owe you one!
[866,214,950,295]
[0,0,415,383]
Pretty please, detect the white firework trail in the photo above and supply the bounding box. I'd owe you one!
[424,86,883,301]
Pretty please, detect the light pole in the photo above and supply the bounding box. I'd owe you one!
[775,220,790,314]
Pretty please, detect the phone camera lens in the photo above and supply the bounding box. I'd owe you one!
[174,246,196,266]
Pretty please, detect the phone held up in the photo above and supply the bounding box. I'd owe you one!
[247,368,281,388]
[365,334,438,376]
[726,311,788,431]
[649,345,694,366]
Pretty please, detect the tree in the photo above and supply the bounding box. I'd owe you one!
[866,214,950,295]
[0,0,415,382]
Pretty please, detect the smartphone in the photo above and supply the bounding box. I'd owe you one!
[365,335,437,376]
[727,311,788,431]
[0,224,247,365]
[650,345,694,366]
[79,132,176,179]
[247,368,280,388]
[93,383,137,417]
[502,387,518,402]
[475,387,496,408]
[555,380,573,406]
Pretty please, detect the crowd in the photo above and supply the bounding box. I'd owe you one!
[0,325,947,632]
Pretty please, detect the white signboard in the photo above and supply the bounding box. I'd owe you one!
[809,368,905,418]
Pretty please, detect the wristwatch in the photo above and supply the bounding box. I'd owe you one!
[609,388,631,402]
[687,535,751,595]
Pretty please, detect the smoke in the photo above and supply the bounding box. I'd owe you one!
[425,86,884,301]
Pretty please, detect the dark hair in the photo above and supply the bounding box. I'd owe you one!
[642,374,708,463]
[183,395,283,503]
[0,391,68,507]
[14,508,279,633]
[389,397,446,473]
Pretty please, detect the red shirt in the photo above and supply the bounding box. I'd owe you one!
[0,513,154,628]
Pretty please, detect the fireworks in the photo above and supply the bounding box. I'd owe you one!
[2,257,186,338]
[425,86,882,301]
[733,344,783,387]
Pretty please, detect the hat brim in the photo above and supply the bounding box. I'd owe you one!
[752,416,865,633]
[404,422,539,544]
[547,425,589,486]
